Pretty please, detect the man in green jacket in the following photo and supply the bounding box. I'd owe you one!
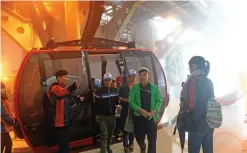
[129,67,163,153]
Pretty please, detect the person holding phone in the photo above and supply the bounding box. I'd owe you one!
[47,70,79,153]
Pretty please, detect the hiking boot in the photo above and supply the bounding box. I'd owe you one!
[124,147,131,153]
[129,144,134,152]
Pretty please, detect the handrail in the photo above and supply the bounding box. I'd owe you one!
[44,38,136,50]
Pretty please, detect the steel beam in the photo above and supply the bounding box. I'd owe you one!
[113,1,144,41]
[101,1,135,40]
[81,1,104,47]
[64,1,83,40]
[1,5,42,51]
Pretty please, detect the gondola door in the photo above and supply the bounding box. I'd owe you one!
[120,50,169,126]
[14,51,94,153]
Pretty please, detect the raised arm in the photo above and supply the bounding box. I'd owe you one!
[50,83,77,98]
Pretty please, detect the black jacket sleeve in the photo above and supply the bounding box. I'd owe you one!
[94,89,101,115]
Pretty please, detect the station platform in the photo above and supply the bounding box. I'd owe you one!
[11,98,247,153]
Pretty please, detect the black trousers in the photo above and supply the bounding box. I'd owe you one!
[54,126,71,153]
[114,117,122,137]
[1,133,12,153]
[134,116,157,153]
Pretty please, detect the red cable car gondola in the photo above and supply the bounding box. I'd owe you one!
[14,38,169,153]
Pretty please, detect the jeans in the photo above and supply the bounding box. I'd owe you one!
[123,130,134,148]
[99,115,116,153]
[188,130,214,153]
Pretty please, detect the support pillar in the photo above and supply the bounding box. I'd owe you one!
[64,2,82,40]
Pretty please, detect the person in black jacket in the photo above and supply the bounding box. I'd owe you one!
[95,73,121,153]
[179,56,215,153]
[118,69,137,153]
[1,82,15,153]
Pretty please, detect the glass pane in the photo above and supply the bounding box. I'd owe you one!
[153,55,167,97]
[17,54,46,146]
[87,54,122,81]
[18,54,44,126]
[121,51,155,84]
[39,51,92,144]
[40,52,89,95]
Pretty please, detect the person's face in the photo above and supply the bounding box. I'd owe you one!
[138,72,149,84]
[111,82,117,88]
[128,75,136,83]
[57,75,69,85]
[104,79,112,88]
[189,64,198,74]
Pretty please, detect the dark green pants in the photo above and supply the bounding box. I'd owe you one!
[99,115,116,153]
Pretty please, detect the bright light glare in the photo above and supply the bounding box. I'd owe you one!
[199,0,207,8]
[3,77,8,81]
[178,28,204,44]
[199,1,247,96]
[216,1,247,72]
[153,16,182,41]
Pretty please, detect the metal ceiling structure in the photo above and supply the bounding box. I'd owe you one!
[1,1,212,49]
[100,1,212,43]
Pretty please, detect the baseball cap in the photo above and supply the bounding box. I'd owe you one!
[103,73,113,80]
[138,67,149,73]
[94,79,101,87]
[128,69,137,76]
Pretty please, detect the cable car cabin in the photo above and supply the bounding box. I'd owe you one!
[14,39,169,153]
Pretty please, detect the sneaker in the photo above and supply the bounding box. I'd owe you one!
[129,144,134,152]
[116,137,122,142]
[140,145,146,153]
[140,150,146,153]
[124,147,131,153]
